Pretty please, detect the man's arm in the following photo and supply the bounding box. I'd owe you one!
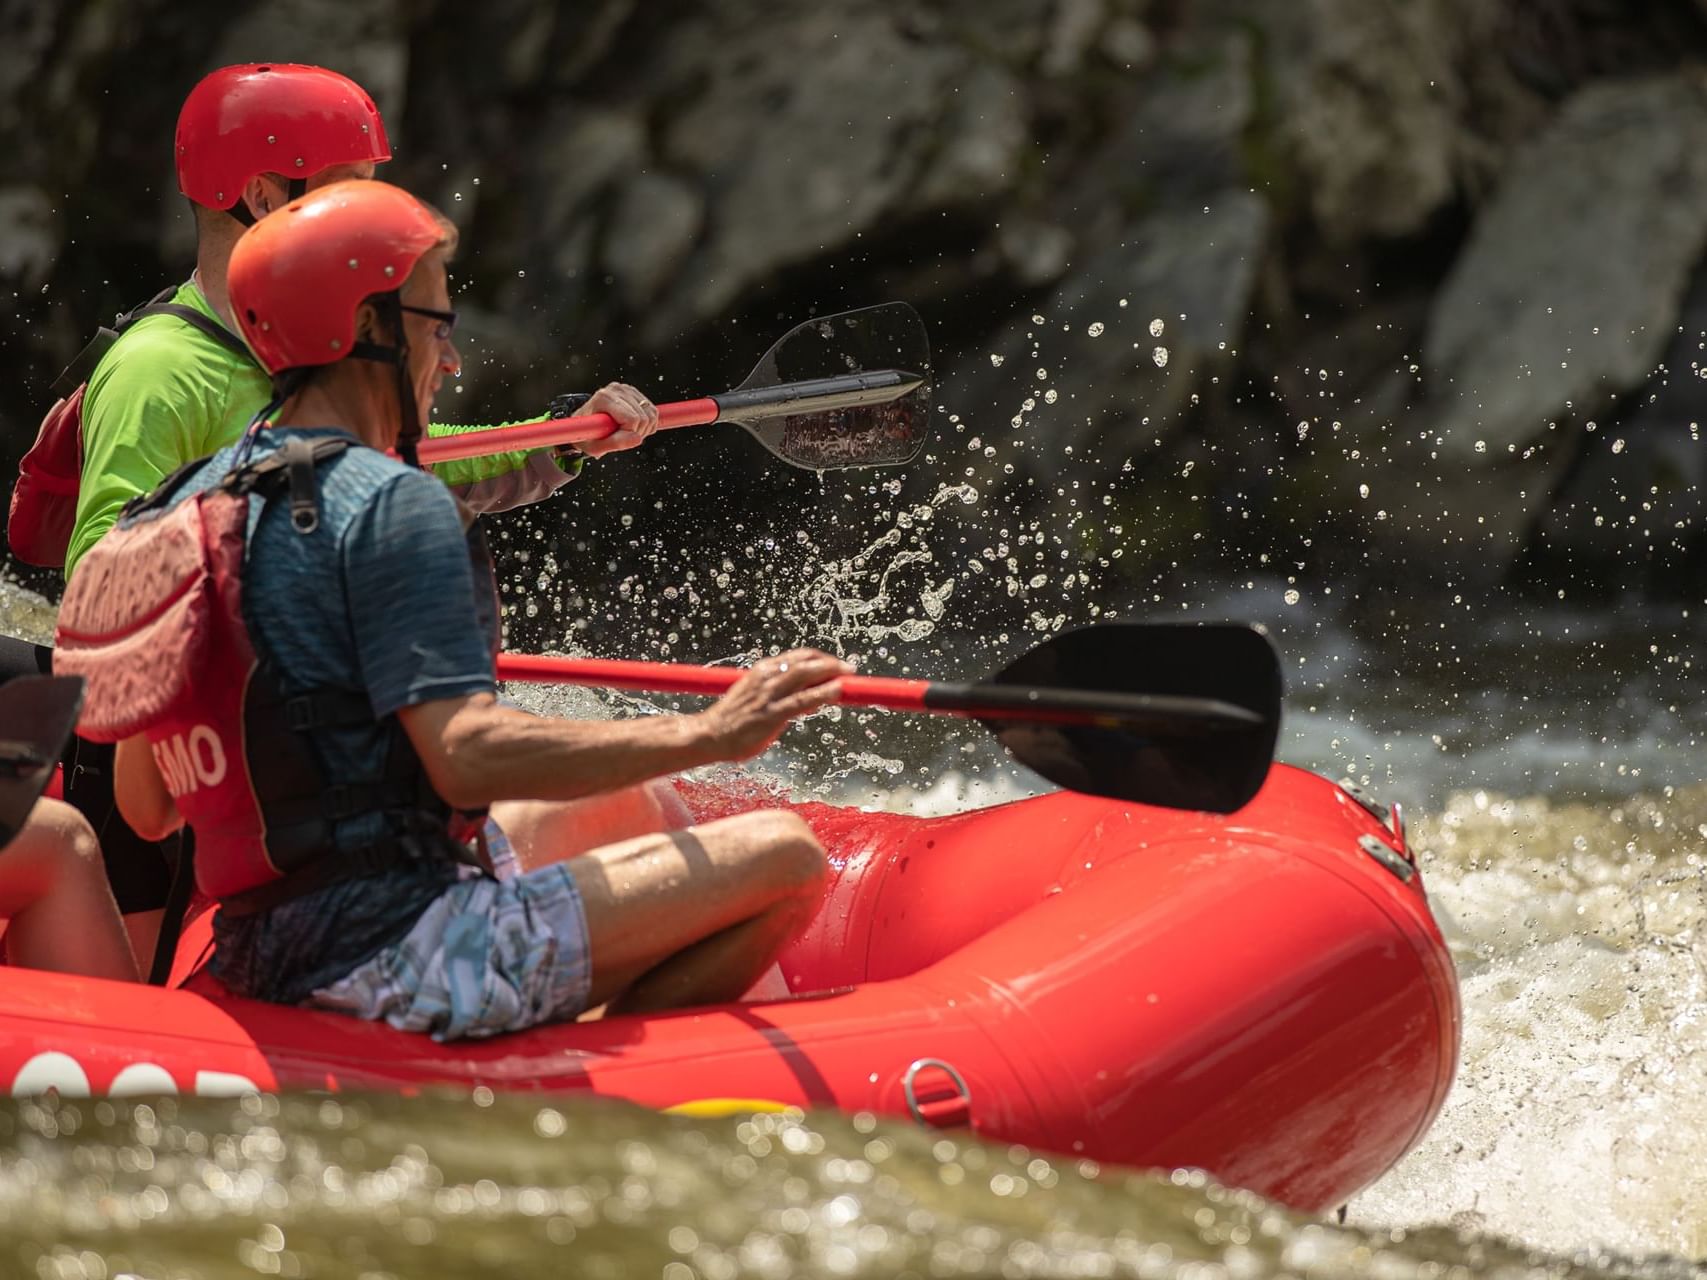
[424,383,660,514]
[397,650,846,811]
[114,735,185,842]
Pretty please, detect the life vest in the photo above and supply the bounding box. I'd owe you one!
[54,436,487,912]
[7,286,255,568]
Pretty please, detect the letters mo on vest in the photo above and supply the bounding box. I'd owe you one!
[151,725,230,797]
[52,437,472,909]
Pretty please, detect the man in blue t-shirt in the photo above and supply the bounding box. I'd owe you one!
[108,182,843,1038]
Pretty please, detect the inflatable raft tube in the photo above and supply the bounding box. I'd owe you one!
[0,763,1457,1212]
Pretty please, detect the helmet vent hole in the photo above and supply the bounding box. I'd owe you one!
[245,309,257,324]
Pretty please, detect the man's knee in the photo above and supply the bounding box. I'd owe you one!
[734,809,826,896]
[26,799,100,865]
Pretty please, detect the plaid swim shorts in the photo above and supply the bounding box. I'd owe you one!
[305,822,593,1040]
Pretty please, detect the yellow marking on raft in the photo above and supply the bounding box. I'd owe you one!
[664,1098,794,1118]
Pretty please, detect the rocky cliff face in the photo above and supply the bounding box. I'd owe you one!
[4,0,1705,615]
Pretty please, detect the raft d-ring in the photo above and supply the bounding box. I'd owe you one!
[902,1057,972,1129]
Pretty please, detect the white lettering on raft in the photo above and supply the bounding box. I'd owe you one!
[9,1052,260,1098]
[151,725,228,796]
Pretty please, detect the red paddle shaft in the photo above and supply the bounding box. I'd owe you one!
[414,399,718,464]
[408,368,923,466]
[497,652,930,711]
[493,653,1262,731]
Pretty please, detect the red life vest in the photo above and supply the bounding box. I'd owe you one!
[8,286,256,568]
[54,436,482,911]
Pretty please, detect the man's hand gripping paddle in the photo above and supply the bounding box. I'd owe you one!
[498,623,1283,814]
[414,303,931,469]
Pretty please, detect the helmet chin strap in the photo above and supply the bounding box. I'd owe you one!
[349,292,420,467]
[244,293,418,467]
[234,367,313,468]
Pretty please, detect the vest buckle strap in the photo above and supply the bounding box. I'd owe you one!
[323,784,359,819]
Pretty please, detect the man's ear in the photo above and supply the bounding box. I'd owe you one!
[240,174,282,220]
[352,301,381,342]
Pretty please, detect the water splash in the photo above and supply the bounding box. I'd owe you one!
[1355,784,1707,1258]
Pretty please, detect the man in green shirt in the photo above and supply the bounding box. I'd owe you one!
[68,63,656,577]
[50,63,658,967]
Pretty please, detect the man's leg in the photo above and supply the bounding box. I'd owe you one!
[559,808,826,1014]
[0,798,139,981]
[62,736,174,971]
[0,643,171,973]
[492,778,694,874]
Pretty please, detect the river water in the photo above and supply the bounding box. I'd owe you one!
[3,414,1706,1275]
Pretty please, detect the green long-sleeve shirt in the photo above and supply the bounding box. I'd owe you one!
[67,279,575,580]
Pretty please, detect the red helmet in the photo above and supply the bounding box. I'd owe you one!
[175,63,391,210]
[228,180,444,374]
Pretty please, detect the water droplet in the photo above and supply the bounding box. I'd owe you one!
[1149,318,1165,338]
[1087,322,1105,337]
[1284,588,1301,605]
[1611,438,1627,454]
[989,353,1005,367]
[1031,314,1045,325]
[1151,347,1169,368]
[1474,439,1488,454]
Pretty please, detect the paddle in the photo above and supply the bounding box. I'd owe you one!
[0,674,85,849]
[497,623,1283,813]
[414,302,932,470]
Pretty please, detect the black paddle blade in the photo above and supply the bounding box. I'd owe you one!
[0,675,84,849]
[731,302,931,469]
[985,623,1282,814]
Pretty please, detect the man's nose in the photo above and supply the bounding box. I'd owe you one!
[439,338,461,377]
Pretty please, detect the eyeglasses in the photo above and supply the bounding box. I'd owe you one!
[400,304,458,341]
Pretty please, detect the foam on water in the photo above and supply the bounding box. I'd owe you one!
[1354,785,1707,1258]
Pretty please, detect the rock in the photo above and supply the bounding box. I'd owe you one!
[911,61,1028,210]
[926,0,1060,66]
[527,107,647,279]
[996,218,1075,287]
[1041,0,1108,77]
[1099,18,1156,70]
[1070,26,1255,209]
[0,2,58,138]
[0,186,57,287]
[209,0,408,119]
[603,172,703,310]
[647,5,1027,336]
[1423,73,1707,466]
[1240,0,1498,242]
[950,192,1268,462]
[1522,258,1707,595]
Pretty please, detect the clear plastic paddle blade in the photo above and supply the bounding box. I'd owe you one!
[731,302,931,469]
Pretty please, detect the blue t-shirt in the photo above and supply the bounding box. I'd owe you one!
[156,428,499,1002]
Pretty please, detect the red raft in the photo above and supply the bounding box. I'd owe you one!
[0,763,1457,1212]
